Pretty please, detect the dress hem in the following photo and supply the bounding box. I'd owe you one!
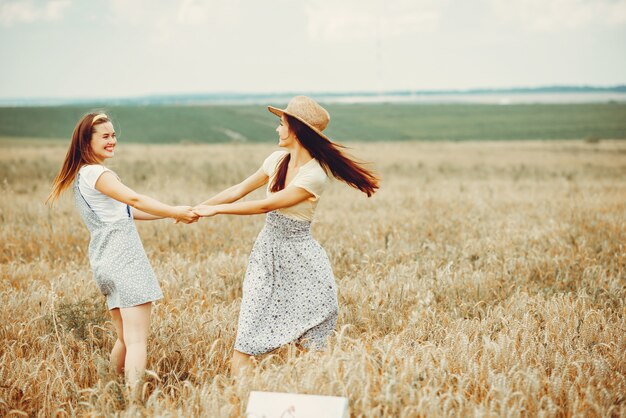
[106,295,163,310]
[234,310,337,356]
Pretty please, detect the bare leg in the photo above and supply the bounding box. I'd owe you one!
[120,302,152,389]
[230,349,254,375]
[109,308,126,375]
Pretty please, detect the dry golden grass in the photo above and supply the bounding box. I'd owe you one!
[0,140,625,417]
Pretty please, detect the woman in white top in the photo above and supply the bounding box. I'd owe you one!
[194,96,379,373]
[48,113,198,390]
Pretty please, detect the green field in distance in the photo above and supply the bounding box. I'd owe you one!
[1,103,625,143]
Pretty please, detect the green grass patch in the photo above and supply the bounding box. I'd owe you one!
[1,103,625,143]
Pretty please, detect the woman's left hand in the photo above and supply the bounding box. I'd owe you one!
[193,205,219,217]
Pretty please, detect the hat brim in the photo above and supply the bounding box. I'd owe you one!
[267,105,332,143]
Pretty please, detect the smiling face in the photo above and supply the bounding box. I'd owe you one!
[90,121,117,162]
[276,115,296,148]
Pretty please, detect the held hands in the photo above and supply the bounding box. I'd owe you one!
[173,206,200,224]
[172,205,218,224]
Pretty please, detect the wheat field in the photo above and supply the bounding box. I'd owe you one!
[0,140,625,417]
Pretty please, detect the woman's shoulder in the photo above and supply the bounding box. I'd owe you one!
[79,164,109,174]
[79,164,113,188]
[268,150,288,160]
[262,150,288,175]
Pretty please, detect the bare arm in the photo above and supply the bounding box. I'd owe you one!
[95,172,198,223]
[131,207,164,220]
[197,168,269,206]
[194,186,313,217]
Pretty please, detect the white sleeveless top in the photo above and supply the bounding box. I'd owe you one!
[262,151,328,222]
[78,165,130,223]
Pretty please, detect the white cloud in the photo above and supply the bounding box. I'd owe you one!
[0,0,70,25]
[178,0,215,24]
[305,0,444,42]
[108,0,168,24]
[106,0,233,26]
[106,0,185,44]
[104,0,238,44]
[490,0,626,31]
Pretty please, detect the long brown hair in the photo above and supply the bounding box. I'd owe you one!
[47,113,110,203]
[270,115,379,196]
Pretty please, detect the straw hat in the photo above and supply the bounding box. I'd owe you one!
[268,96,332,142]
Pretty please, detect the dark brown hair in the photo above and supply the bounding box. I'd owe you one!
[47,113,110,203]
[270,115,379,196]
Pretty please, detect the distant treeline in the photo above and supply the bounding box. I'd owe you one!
[1,103,625,142]
[1,85,625,107]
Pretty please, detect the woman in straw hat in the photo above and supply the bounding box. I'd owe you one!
[48,113,198,390]
[194,96,379,372]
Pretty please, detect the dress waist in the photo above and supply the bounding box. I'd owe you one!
[264,211,312,240]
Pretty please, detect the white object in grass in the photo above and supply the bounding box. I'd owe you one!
[246,391,349,418]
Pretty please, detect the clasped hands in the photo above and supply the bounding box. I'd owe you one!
[173,205,218,224]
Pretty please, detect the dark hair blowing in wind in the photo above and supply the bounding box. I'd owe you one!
[270,114,379,196]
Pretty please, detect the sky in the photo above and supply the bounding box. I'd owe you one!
[0,0,625,99]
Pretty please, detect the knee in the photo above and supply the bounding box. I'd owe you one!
[123,332,148,348]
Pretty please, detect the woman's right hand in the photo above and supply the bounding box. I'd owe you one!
[172,206,199,224]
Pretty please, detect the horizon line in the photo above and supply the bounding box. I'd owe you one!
[1,84,625,106]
